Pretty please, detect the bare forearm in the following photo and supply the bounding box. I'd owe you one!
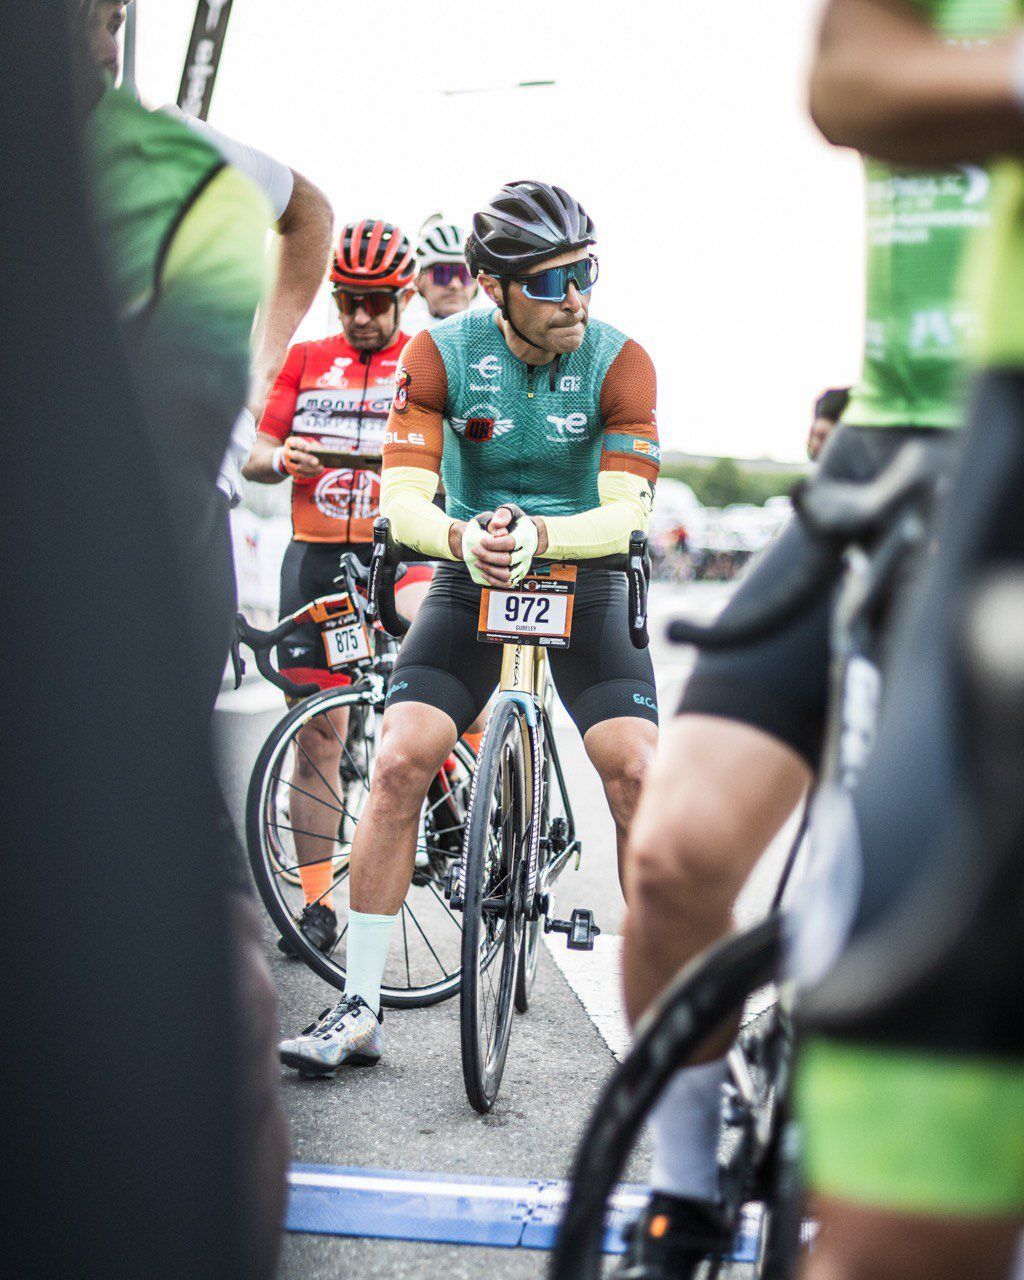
[243,434,287,484]
[249,173,333,414]
[811,0,1024,164]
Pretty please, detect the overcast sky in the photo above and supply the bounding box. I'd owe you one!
[133,0,865,462]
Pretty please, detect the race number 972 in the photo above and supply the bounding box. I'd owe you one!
[503,595,550,626]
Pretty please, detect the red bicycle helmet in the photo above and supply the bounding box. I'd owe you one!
[330,219,416,289]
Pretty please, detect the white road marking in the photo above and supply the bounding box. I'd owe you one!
[289,1170,532,1202]
[288,1167,650,1212]
[543,932,631,1061]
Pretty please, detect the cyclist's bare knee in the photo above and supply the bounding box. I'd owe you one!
[584,717,658,827]
[294,707,347,772]
[803,1200,1022,1280]
[627,715,808,921]
[371,704,457,810]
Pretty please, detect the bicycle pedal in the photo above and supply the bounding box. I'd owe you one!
[544,907,600,951]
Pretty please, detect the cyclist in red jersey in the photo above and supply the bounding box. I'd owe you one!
[245,219,431,951]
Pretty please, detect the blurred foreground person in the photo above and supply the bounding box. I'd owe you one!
[73,3,332,1275]
[617,0,1007,1273]
[793,3,1024,1279]
[0,5,250,1278]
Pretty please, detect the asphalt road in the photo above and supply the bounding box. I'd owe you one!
[214,581,799,1280]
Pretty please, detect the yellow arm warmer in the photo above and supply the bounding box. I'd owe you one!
[541,472,655,560]
[380,466,459,561]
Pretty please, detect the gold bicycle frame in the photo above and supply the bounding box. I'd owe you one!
[497,638,548,699]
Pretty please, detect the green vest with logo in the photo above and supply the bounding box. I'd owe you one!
[430,309,632,522]
[845,0,1015,428]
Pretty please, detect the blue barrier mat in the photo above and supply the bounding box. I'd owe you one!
[286,1165,764,1258]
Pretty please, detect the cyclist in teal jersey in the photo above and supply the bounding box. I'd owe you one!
[789,3,1024,1280]
[611,2,1019,1275]
[280,181,661,1078]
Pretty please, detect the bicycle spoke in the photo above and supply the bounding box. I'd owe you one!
[273,772,345,816]
[326,919,349,958]
[268,855,349,885]
[269,822,344,844]
[293,737,348,811]
[403,898,452,979]
[401,908,412,990]
[321,710,372,795]
[426,881,464,931]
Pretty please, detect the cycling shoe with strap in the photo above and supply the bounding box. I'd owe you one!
[612,1193,734,1279]
[277,902,339,957]
[279,995,384,1077]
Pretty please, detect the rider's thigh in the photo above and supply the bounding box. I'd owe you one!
[395,575,432,622]
[627,714,810,911]
[371,700,459,803]
[803,1200,1022,1280]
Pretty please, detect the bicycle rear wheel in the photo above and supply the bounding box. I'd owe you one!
[247,685,474,1008]
[459,698,529,1112]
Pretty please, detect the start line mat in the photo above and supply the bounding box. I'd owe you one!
[286,1164,763,1258]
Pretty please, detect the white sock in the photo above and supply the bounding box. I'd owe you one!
[342,909,397,1016]
[648,1058,729,1203]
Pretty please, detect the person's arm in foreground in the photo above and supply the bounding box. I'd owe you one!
[810,0,1024,163]
[248,169,333,415]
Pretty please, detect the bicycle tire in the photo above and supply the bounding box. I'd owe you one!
[459,698,528,1112]
[515,740,552,1013]
[550,916,784,1280]
[247,685,472,1008]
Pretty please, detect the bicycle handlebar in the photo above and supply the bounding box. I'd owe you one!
[794,439,949,543]
[368,517,651,649]
[234,613,321,700]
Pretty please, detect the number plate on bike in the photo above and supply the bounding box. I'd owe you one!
[477,564,577,648]
[314,592,371,669]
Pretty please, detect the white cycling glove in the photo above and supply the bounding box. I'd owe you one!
[216,407,256,508]
[461,506,539,587]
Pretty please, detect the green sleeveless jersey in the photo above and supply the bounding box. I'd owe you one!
[976,1,1024,366]
[86,85,268,368]
[85,86,269,487]
[846,0,1015,428]
[429,309,651,522]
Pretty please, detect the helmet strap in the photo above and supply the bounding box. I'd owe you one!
[499,278,549,355]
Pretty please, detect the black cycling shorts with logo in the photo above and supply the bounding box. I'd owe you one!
[677,424,957,768]
[386,563,659,738]
[276,540,373,686]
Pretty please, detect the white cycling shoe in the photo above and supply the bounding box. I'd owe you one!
[279,994,383,1077]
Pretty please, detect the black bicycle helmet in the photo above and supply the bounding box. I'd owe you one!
[465,179,596,277]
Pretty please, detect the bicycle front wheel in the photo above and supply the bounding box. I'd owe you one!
[550,917,785,1280]
[247,685,474,1008]
[459,698,529,1112]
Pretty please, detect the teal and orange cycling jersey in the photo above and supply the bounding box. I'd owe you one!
[845,0,1016,428]
[382,307,659,522]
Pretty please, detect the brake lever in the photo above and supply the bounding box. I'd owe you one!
[230,616,247,690]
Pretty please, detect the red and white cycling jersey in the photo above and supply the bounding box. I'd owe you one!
[259,330,410,542]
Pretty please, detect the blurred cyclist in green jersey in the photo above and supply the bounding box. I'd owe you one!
[791,4,1024,1280]
[615,1,1019,1276]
